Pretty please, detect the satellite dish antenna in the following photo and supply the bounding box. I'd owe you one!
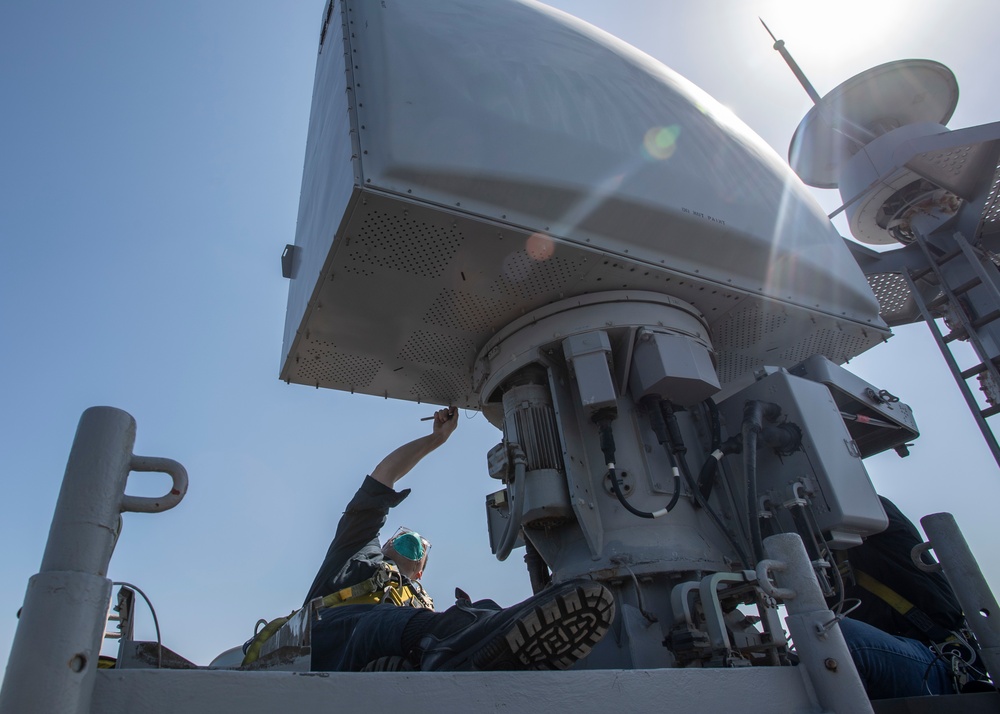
[789,59,959,189]
[763,23,964,245]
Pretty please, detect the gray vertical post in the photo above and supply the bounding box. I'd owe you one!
[0,407,137,714]
[920,512,1000,683]
[762,533,874,714]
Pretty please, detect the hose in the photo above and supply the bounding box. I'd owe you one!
[495,443,527,562]
[742,400,781,564]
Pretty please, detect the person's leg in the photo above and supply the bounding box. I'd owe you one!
[839,618,954,699]
[310,603,421,672]
[415,579,615,671]
[311,580,616,672]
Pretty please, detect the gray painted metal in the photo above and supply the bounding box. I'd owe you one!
[717,368,889,546]
[790,60,959,190]
[789,354,918,458]
[279,0,888,407]
[763,533,874,714]
[920,513,1000,686]
[0,407,187,714]
[91,667,826,714]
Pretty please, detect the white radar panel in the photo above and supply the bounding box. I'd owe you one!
[279,0,888,406]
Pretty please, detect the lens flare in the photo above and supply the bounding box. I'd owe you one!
[643,125,681,160]
[526,232,555,261]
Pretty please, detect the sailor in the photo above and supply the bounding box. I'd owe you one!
[838,496,990,699]
[246,406,615,672]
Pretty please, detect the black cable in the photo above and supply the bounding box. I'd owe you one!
[644,397,682,513]
[523,537,551,595]
[660,400,753,567]
[696,435,741,503]
[608,466,659,519]
[707,398,721,453]
[596,412,673,519]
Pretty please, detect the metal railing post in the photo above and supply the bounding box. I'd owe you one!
[762,533,874,714]
[920,512,1000,685]
[0,407,187,714]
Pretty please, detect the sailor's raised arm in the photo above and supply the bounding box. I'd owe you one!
[370,406,458,489]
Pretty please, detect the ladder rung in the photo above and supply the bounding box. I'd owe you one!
[934,247,964,266]
[972,309,1000,329]
[962,363,988,379]
[910,248,965,283]
[944,330,967,344]
[951,276,983,296]
[926,293,949,310]
[982,404,1000,419]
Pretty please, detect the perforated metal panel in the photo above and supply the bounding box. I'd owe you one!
[347,208,464,279]
[916,145,973,180]
[282,190,888,406]
[296,343,384,389]
[397,331,476,369]
[423,289,518,333]
[980,158,1000,237]
[712,303,789,350]
[713,304,881,383]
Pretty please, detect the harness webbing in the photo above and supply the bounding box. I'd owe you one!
[241,562,432,667]
[854,569,954,644]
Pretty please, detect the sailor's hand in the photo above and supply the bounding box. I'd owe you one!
[432,406,459,442]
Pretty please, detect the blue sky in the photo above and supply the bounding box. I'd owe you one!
[2,0,999,670]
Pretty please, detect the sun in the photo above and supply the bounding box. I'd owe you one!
[757,0,925,69]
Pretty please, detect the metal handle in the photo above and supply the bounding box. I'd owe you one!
[911,542,941,573]
[121,455,188,513]
[756,558,796,600]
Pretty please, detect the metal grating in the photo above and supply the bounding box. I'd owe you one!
[423,288,518,333]
[298,347,383,387]
[346,209,464,279]
[397,330,476,369]
[867,272,912,319]
[979,157,1000,237]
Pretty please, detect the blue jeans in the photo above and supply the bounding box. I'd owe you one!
[310,603,422,671]
[839,618,955,699]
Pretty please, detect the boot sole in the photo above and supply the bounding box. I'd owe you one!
[469,581,615,671]
[360,655,414,672]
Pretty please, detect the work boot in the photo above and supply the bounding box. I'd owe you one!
[416,579,615,671]
[360,655,414,672]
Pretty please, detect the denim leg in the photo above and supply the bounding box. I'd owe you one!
[310,603,422,672]
[839,618,954,699]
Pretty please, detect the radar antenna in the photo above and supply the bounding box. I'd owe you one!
[760,19,873,155]
[759,19,822,105]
